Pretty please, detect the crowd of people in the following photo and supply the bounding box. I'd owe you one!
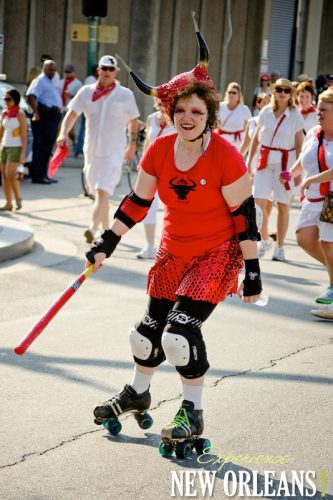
[0,53,332,323]
[0,13,332,453]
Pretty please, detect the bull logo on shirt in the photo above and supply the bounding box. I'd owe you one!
[169,176,197,200]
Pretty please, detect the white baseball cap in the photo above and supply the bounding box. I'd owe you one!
[98,55,119,69]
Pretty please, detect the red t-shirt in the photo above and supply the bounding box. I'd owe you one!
[140,132,247,257]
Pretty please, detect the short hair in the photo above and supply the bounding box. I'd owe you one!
[6,88,21,106]
[296,81,315,96]
[170,83,220,129]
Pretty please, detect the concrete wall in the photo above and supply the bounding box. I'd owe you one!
[317,0,333,77]
[2,0,331,119]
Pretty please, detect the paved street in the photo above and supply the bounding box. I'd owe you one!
[0,161,332,500]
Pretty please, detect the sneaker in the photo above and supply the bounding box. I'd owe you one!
[161,400,204,440]
[310,304,333,320]
[258,237,273,258]
[137,246,156,259]
[94,384,151,423]
[272,245,285,262]
[315,286,333,304]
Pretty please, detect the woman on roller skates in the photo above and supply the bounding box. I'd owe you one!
[85,14,263,455]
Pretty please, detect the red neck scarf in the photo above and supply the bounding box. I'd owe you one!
[300,106,316,116]
[61,76,75,106]
[92,82,116,102]
[3,105,20,119]
[316,128,331,195]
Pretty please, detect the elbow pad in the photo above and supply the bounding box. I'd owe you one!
[231,195,261,242]
[114,190,154,229]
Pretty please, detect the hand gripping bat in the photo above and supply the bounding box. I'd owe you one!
[14,265,94,355]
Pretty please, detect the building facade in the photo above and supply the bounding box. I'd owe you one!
[0,0,332,118]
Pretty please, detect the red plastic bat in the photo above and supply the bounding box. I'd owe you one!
[14,265,94,355]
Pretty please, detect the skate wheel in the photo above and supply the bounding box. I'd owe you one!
[175,442,192,459]
[194,438,211,455]
[103,418,122,436]
[159,441,173,458]
[135,412,153,430]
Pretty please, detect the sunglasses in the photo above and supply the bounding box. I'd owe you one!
[256,98,263,104]
[275,87,291,94]
[100,66,116,72]
[4,97,13,102]
[228,91,238,95]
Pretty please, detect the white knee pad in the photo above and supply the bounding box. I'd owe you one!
[129,327,153,361]
[161,330,190,367]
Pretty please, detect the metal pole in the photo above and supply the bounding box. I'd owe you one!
[87,16,99,75]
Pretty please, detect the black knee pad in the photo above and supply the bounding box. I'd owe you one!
[161,310,210,379]
[129,313,165,368]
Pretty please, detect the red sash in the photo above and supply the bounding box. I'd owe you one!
[316,128,330,196]
[61,77,74,106]
[217,129,244,141]
[300,195,325,203]
[48,145,69,178]
[257,113,294,190]
[156,122,167,138]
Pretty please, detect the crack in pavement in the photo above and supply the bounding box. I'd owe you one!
[1,338,332,470]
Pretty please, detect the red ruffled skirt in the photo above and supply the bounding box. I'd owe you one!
[147,237,243,304]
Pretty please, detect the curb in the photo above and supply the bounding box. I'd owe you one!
[0,216,34,262]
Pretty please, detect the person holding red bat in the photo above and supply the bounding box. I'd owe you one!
[57,55,140,244]
[85,16,263,447]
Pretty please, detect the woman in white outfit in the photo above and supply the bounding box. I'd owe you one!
[288,88,333,317]
[137,99,175,259]
[240,93,271,178]
[251,73,272,116]
[216,82,251,151]
[296,82,317,133]
[247,78,304,261]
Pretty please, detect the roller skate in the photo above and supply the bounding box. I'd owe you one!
[159,400,211,459]
[94,384,153,436]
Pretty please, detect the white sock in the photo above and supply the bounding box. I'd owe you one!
[182,383,203,410]
[130,367,153,394]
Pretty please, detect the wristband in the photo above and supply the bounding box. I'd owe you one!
[243,258,262,297]
[85,230,121,263]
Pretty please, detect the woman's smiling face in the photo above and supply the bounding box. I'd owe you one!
[173,94,208,140]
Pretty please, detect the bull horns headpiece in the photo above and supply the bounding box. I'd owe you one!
[116,12,216,117]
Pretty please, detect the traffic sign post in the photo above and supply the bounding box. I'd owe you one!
[87,16,98,75]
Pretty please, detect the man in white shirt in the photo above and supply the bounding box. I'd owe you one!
[57,55,140,242]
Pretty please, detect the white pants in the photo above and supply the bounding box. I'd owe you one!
[253,163,293,204]
[84,149,124,196]
[295,199,333,242]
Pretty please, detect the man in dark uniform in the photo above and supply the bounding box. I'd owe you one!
[26,60,62,184]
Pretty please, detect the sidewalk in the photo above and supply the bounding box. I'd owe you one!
[0,155,82,262]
